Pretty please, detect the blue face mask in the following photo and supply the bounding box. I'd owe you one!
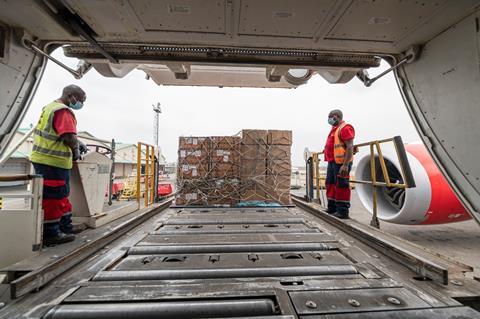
[69,97,83,110]
[328,117,337,126]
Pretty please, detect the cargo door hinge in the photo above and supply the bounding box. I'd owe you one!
[357,45,422,87]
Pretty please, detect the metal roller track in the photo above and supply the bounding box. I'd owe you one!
[2,205,480,319]
[44,299,276,319]
[151,229,320,235]
[93,265,358,281]
[164,218,305,225]
[128,242,333,255]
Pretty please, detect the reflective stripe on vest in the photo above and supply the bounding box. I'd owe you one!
[33,128,60,141]
[30,102,75,169]
[333,122,353,164]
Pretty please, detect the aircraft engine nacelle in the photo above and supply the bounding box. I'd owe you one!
[354,143,470,225]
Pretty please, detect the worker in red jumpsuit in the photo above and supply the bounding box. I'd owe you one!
[31,85,88,245]
[323,109,355,219]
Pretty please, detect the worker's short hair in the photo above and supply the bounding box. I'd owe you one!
[62,85,86,100]
[329,109,343,119]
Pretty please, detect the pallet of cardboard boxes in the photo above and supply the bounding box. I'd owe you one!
[176,129,292,206]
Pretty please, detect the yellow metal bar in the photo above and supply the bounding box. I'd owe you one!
[151,147,155,204]
[392,140,409,187]
[136,142,141,203]
[351,180,407,188]
[311,138,395,157]
[145,145,149,207]
[370,143,380,229]
[308,136,412,227]
[313,153,321,204]
[354,137,394,148]
[375,142,391,187]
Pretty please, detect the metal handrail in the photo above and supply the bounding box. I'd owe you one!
[78,134,111,145]
[0,127,35,165]
[136,142,156,207]
[307,136,416,229]
[0,174,40,182]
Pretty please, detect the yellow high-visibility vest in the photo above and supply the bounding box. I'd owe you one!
[30,101,75,169]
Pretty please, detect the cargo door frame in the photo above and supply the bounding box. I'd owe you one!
[394,9,480,225]
[0,25,47,156]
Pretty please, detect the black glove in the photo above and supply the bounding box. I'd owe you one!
[78,141,88,154]
[72,147,81,161]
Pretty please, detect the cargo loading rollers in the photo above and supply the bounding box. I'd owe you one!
[1,196,480,319]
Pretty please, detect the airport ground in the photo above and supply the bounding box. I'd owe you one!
[293,188,480,278]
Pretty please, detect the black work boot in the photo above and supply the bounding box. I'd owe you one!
[62,223,86,234]
[331,212,349,219]
[43,232,75,246]
[60,213,85,234]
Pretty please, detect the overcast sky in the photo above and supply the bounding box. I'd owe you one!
[22,50,419,166]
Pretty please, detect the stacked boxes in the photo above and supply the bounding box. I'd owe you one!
[209,136,241,205]
[210,136,241,178]
[240,130,268,202]
[265,130,293,205]
[176,137,210,205]
[176,129,292,206]
[176,136,241,206]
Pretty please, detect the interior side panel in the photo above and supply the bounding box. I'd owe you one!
[0,27,46,154]
[395,11,480,223]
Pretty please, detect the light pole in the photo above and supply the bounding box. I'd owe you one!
[152,102,162,202]
[152,102,162,150]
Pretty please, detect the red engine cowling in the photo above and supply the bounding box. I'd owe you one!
[354,143,470,225]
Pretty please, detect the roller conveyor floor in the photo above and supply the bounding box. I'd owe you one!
[1,201,480,318]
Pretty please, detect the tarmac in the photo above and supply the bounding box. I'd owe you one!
[294,188,480,278]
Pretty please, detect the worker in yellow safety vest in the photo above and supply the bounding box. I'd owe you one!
[30,85,88,246]
[323,109,355,219]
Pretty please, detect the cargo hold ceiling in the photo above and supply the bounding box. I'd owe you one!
[1,0,478,86]
[1,0,477,52]
[57,0,474,52]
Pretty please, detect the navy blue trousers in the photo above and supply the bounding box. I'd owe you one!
[33,163,73,238]
[325,161,352,215]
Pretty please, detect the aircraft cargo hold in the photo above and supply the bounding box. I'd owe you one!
[176,130,292,206]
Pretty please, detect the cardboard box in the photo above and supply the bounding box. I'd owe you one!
[177,163,208,179]
[240,159,266,177]
[178,149,208,164]
[175,190,207,206]
[210,148,240,163]
[211,163,240,178]
[265,189,291,205]
[267,159,291,176]
[266,175,291,189]
[208,179,240,205]
[179,136,209,150]
[267,145,291,160]
[241,129,268,145]
[264,176,291,205]
[177,130,292,206]
[210,136,241,149]
[268,130,292,145]
[239,176,268,201]
[241,143,267,160]
[241,189,268,201]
